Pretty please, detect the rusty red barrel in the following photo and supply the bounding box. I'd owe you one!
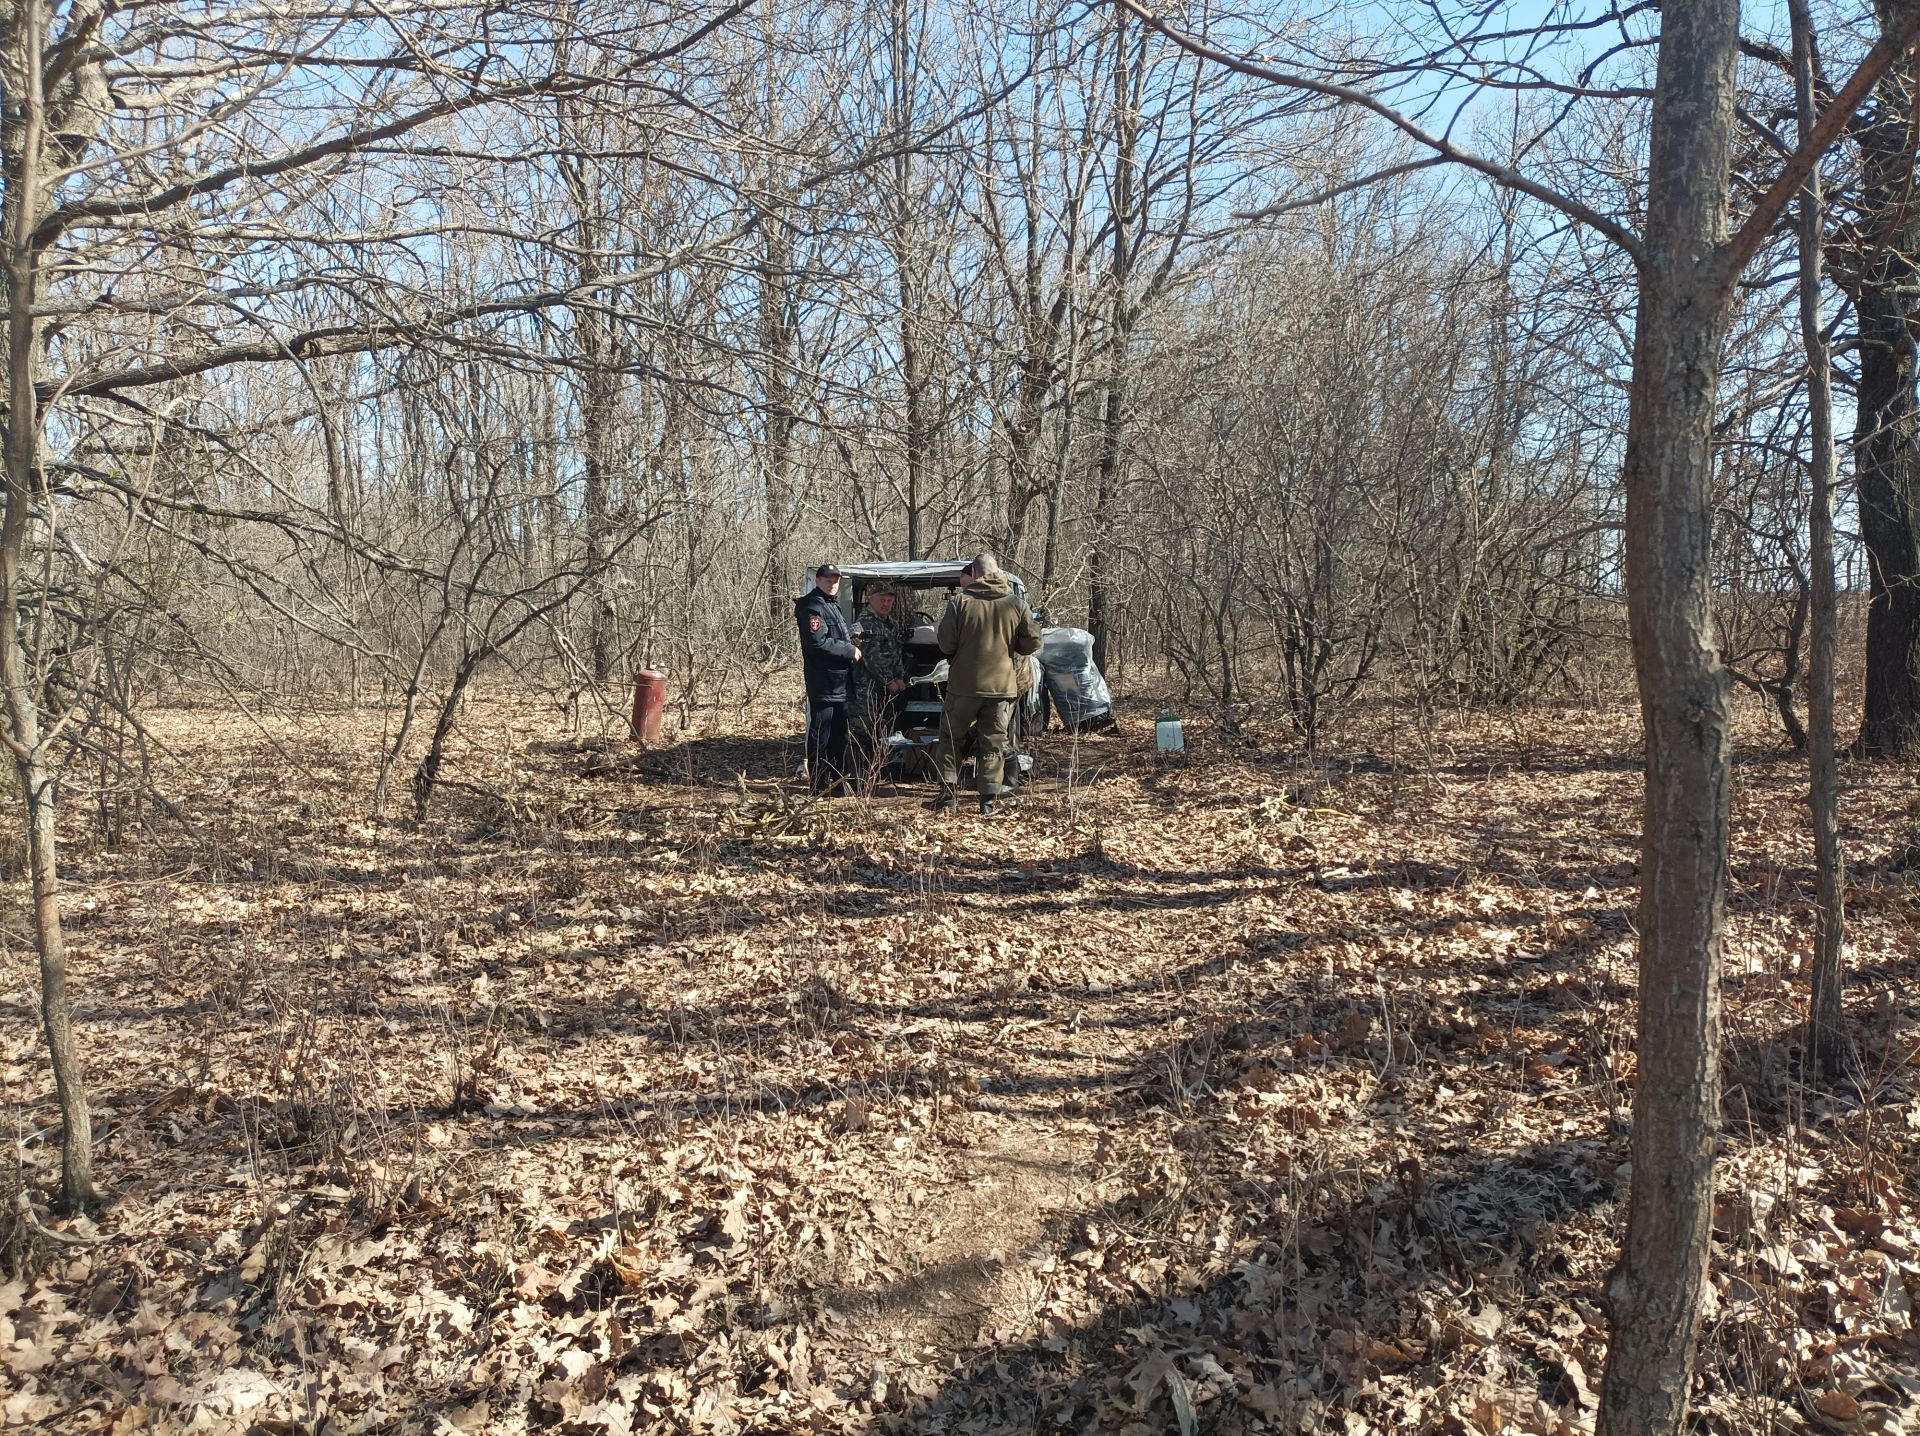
[630,668,667,745]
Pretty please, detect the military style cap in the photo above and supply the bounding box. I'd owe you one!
[816,563,842,577]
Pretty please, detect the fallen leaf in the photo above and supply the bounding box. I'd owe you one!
[1332,1011,1374,1051]
[1815,1388,1861,1422]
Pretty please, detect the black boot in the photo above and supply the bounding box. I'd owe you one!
[928,788,957,815]
[978,796,998,816]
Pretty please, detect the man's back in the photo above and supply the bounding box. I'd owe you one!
[937,572,1041,698]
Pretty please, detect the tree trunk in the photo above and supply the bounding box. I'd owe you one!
[1086,370,1125,674]
[1000,238,1063,569]
[581,370,617,684]
[1851,293,1920,757]
[1597,4,1739,1432]
[413,651,486,821]
[901,298,930,561]
[537,376,564,569]
[1003,396,1036,566]
[373,609,449,822]
[1793,0,1847,1079]
[577,266,618,685]
[1040,360,1079,598]
[890,0,930,561]
[557,91,620,687]
[0,0,95,1212]
[1849,2,1920,758]
[757,209,800,635]
[1086,8,1138,676]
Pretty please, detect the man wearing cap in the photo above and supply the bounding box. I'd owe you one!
[932,552,1042,815]
[795,564,861,795]
[851,586,909,789]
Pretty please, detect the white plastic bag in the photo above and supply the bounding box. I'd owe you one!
[1036,627,1113,727]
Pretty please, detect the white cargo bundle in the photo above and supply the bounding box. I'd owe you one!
[1037,626,1113,728]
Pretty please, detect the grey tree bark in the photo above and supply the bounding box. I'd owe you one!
[1599,7,1742,1424]
[886,0,935,560]
[1086,7,1139,677]
[755,194,801,632]
[1599,10,1919,1424]
[556,100,622,685]
[1791,0,1847,1079]
[0,0,95,1211]
[1847,2,1920,758]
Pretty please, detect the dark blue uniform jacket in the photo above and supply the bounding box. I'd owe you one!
[795,588,856,703]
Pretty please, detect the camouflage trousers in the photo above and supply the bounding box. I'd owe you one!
[849,691,898,790]
[934,694,1015,797]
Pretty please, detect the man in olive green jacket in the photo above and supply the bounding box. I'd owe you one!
[932,553,1042,815]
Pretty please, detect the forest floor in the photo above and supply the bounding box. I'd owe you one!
[1,692,1918,1435]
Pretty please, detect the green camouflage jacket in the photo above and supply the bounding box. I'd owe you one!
[855,603,909,722]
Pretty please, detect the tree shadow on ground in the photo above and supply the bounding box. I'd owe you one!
[562,726,1131,803]
[872,1132,1619,1434]
[603,731,803,785]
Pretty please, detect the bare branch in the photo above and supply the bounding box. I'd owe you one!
[1109,0,1649,264]
[1720,4,1920,280]
[1233,156,1448,221]
[35,1,758,245]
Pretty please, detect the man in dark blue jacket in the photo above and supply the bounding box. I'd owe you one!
[795,564,861,795]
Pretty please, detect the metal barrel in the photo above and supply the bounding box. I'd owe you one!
[631,668,667,745]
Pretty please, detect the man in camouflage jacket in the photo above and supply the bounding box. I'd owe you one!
[852,587,910,786]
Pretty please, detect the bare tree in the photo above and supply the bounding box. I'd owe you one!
[965,7,1098,575]
[1840,1,1920,757]
[553,84,625,687]
[1,0,100,1209]
[1084,4,1141,674]
[1790,0,1846,1079]
[0,0,763,1209]
[1108,2,1918,1429]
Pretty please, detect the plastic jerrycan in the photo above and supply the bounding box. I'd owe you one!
[1155,707,1185,753]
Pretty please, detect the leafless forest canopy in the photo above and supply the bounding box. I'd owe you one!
[6,0,1879,750]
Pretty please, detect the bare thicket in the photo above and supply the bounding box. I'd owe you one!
[2,1,1915,1427]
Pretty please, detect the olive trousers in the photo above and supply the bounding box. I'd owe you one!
[934,693,1014,797]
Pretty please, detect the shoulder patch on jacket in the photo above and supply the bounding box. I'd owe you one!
[808,615,822,632]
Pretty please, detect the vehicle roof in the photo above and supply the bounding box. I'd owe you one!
[832,560,974,585]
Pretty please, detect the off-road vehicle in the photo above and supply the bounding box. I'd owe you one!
[813,559,1044,781]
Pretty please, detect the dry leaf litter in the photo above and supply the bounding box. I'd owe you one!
[0,696,1915,1435]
